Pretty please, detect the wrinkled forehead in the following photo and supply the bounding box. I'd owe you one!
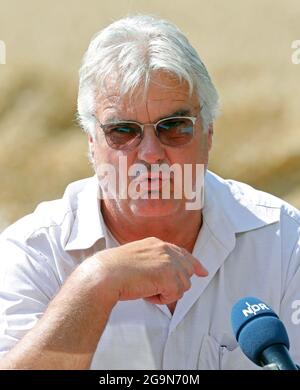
[95,71,197,117]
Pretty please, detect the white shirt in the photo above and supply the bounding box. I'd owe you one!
[0,171,300,369]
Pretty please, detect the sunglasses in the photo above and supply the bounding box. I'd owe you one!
[93,115,199,151]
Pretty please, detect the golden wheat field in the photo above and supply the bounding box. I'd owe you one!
[0,0,300,231]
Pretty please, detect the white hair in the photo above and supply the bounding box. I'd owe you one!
[77,14,219,138]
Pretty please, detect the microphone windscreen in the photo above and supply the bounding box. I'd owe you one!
[231,297,290,365]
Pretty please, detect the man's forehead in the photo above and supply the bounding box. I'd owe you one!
[98,86,190,102]
[96,93,192,107]
[95,87,197,118]
[98,71,192,100]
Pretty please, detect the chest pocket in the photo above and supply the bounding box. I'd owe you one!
[197,334,261,370]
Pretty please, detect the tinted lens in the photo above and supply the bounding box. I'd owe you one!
[157,118,194,146]
[104,123,142,150]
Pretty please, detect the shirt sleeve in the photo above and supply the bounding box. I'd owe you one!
[279,229,300,367]
[0,235,61,357]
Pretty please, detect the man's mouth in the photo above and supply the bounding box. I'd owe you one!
[132,173,172,192]
[134,172,172,182]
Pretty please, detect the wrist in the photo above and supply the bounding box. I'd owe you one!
[77,254,119,311]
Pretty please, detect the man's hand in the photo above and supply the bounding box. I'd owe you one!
[89,236,208,305]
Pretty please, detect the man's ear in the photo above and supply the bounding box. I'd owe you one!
[88,134,96,166]
[88,135,95,158]
[207,124,213,151]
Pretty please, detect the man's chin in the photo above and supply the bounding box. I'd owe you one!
[129,198,181,218]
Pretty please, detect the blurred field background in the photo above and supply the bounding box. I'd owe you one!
[0,0,300,231]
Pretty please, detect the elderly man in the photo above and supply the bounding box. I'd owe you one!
[0,15,299,370]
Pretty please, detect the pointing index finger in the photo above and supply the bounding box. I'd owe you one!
[169,243,208,277]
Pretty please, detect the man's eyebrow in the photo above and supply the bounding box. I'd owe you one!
[104,115,122,124]
[159,109,192,121]
[104,109,193,124]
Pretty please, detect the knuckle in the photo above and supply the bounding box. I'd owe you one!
[159,241,169,252]
[147,236,161,244]
[160,254,173,268]
[180,247,189,255]
[148,237,169,253]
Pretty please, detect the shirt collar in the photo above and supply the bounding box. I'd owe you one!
[64,176,106,251]
[203,170,281,241]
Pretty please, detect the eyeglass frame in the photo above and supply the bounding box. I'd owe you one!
[92,110,202,150]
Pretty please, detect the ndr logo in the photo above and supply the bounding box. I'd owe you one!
[242,302,271,317]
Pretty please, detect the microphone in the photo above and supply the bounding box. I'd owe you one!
[231,296,298,370]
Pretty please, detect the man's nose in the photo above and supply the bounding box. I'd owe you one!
[137,125,166,164]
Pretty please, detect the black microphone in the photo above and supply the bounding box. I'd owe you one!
[231,296,298,370]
